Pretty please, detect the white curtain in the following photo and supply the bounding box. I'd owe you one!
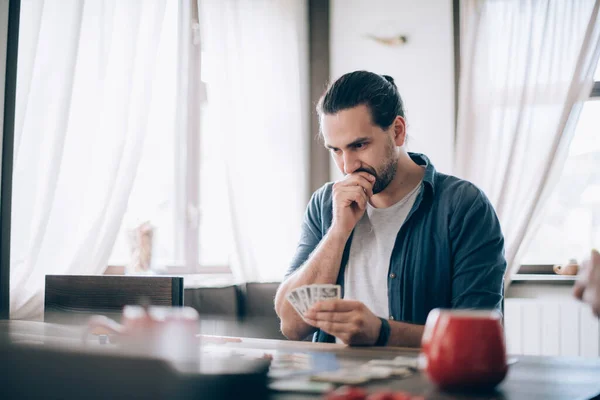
[199,0,309,282]
[455,0,600,283]
[11,0,168,319]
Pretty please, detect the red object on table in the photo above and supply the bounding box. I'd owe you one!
[420,309,508,391]
[328,388,423,400]
[366,391,412,400]
[325,386,368,400]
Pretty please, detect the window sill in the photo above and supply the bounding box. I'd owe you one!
[104,266,236,288]
[511,274,577,285]
[182,273,238,289]
[513,264,578,285]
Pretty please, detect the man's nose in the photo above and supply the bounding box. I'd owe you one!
[343,152,360,175]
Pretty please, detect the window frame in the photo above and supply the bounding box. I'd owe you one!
[107,0,232,277]
[591,81,600,98]
[516,75,600,272]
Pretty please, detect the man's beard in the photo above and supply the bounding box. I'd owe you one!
[357,141,398,194]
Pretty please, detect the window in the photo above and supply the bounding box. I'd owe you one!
[520,61,600,266]
[108,0,181,269]
[197,58,235,269]
[108,2,233,273]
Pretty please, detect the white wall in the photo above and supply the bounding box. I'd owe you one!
[329,0,455,179]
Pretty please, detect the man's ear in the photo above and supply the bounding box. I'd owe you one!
[392,116,406,147]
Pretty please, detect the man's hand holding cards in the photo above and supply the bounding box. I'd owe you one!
[286,284,341,319]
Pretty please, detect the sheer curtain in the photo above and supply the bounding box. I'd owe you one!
[11,0,168,319]
[455,0,600,284]
[200,0,309,282]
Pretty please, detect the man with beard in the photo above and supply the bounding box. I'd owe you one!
[274,71,507,346]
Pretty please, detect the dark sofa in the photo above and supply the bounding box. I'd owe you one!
[184,282,286,340]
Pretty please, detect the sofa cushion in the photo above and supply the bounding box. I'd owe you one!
[184,286,241,316]
[241,282,285,340]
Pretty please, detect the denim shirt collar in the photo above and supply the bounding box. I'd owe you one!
[407,152,436,196]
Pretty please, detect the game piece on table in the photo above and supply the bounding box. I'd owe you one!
[268,379,334,394]
[310,368,371,385]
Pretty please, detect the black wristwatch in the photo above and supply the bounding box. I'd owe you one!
[375,317,391,346]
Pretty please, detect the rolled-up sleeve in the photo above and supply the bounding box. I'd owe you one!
[284,189,324,280]
[449,185,507,314]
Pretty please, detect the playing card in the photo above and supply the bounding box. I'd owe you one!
[292,287,308,313]
[316,284,341,301]
[268,352,340,380]
[297,286,311,311]
[286,284,341,319]
[389,367,413,378]
[360,366,392,379]
[286,291,306,315]
[309,285,320,306]
[271,352,311,368]
[366,359,396,367]
[304,285,314,308]
[392,356,419,369]
[310,368,371,385]
[366,356,419,370]
[363,361,414,378]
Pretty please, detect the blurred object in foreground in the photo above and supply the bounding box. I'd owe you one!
[0,341,269,400]
[85,305,199,364]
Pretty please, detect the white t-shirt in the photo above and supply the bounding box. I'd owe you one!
[342,182,422,321]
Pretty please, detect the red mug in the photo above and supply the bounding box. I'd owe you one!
[420,309,508,391]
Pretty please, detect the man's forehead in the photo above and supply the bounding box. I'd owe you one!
[323,132,372,149]
[321,107,376,147]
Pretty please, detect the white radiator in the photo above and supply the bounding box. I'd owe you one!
[505,298,600,357]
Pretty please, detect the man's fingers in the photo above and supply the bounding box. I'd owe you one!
[573,283,585,300]
[310,299,363,313]
[303,310,353,323]
[591,248,600,265]
[339,186,368,206]
[353,191,367,210]
[574,249,600,312]
[337,174,374,197]
[303,318,353,336]
[355,171,376,185]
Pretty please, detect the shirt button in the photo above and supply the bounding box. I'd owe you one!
[389,316,395,320]
[389,273,396,279]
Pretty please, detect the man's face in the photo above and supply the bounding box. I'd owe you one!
[322,105,399,194]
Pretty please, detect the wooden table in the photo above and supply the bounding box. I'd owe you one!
[1,320,599,400]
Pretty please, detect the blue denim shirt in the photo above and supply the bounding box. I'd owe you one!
[285,153,507,343]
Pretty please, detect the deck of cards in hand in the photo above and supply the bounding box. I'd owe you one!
[286,284,341,318]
